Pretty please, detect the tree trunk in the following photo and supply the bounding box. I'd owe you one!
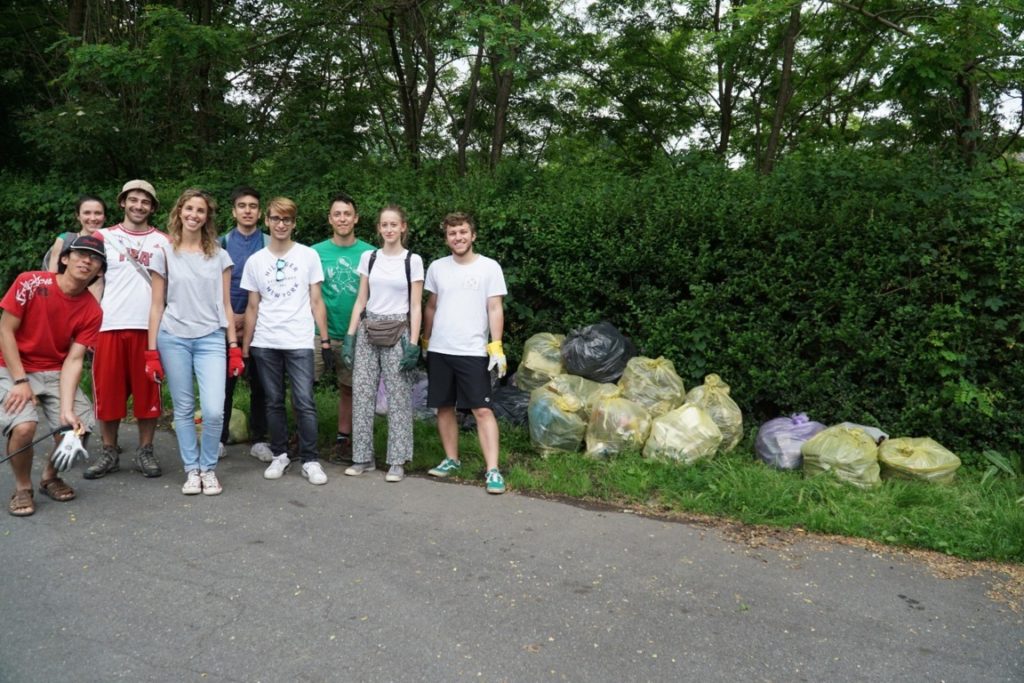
[760,2,801,174]
[956,67,980,167]
[68,0,86,39]
[458,34,485,177]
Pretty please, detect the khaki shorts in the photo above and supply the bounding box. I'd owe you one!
[312,338,353,388]
[0,368,95,448]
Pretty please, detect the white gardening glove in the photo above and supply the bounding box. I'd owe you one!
[486,341,507,379]
[51,429,89,472]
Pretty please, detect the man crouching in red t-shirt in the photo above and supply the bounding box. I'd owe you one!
[0,235,105,516]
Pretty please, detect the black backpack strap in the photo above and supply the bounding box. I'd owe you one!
[363,249,412,310]
[405,250,411,303]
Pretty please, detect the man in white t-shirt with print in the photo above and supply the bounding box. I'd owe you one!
[422,212,509,494]
[86,180,171,481]
[240,197,331,486]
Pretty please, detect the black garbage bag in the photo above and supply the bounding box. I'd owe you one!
[463,385,531,429]
[560,322,636,384]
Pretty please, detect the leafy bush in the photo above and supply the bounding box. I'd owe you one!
[1,150,1020,457]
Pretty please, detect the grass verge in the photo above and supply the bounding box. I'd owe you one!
[231,381,1024,563]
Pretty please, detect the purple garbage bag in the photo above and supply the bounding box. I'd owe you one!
[755,413,826,470]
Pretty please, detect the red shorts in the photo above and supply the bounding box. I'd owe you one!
[92,329,163,421]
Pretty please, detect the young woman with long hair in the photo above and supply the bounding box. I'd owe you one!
[146,189,243,496]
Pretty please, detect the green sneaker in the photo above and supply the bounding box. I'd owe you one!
[485,468,506,495]
[428,458,461,478]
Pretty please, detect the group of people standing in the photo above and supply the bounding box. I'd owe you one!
[1,180,508,517]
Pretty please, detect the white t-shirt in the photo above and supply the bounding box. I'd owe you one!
[149,245,233,339]
[98,225,172,331]
[357,249,425,316]
[424,254,506,356]
[240,244,324,350]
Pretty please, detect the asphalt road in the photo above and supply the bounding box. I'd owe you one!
[1,427,1021,682]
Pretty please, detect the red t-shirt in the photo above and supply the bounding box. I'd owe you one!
[0,271,103,372]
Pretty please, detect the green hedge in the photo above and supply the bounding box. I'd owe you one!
[2,151,1021,458]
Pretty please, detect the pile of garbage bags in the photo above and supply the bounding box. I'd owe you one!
[520,324,743,464]
[755,413,961,487]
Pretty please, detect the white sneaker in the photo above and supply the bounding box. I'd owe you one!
[263,454,290,480]
[217,443,226,460]
[385,464,404,482]
[302,461,328,485]
[200,470,223,496]
[181,470,201,495]
[250,442,274,463]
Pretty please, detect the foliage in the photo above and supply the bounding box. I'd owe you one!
[2,151,1021,459]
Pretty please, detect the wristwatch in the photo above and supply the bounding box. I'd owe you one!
[320,338,331,346]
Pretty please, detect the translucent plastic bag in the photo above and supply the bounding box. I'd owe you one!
[836,422,889,444]
[584,397,651,459]
[801,425,881,489]
[755,413,825,470]
[546,374,621,420]
[684,374,742,451]
[227,408,248,444]
[618,356,686,418]
[643,404,723,465]
[878,437,961,484]
[528,385,587,454]
[560,322,636,384]
[516,333,566,391]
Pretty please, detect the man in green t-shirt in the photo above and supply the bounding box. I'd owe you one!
[313,192,374,464]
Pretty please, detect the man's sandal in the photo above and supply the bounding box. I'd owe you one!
[8,489,35,517]
[38,478,76,502]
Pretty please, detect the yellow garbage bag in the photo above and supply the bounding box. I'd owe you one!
[546,374,620,420]
[685,374,743,452]
[528,385,586,454]
[643,403,723,465]
[173,408,247,444]
[517,333,566,391]
[879,437,961,484]
[618,356,685,418]
[801,426,881,489]
[585,397,651,458]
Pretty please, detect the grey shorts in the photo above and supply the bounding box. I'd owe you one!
[0,368,95,446]
[312,337,354,388]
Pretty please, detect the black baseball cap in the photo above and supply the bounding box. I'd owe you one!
[58,234,107,275]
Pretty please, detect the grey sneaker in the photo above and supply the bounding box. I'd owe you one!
[135,444,162,478]
[83,445,120,480]
[344,462,377,476]
[250,442,274,463]
[385,464,404,483]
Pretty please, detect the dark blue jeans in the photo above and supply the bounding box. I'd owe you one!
[251,347,319,463]
[222,351,268,444]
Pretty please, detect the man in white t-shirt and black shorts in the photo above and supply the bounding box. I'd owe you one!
[422,212,509,494]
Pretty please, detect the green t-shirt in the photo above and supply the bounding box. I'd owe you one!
[313,237,374,339]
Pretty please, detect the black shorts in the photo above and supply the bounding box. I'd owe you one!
[427,353,492,410]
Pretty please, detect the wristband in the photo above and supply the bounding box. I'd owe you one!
[320,338,331,345]
[13,378,28,386]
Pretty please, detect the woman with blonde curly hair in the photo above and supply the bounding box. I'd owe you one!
[145,189,244,496]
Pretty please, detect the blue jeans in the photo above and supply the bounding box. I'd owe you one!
[157,328,226,472]
[251,347,319,463]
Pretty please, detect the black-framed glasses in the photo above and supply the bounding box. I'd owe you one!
[275,258,287,281]
[267,215,295,226]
